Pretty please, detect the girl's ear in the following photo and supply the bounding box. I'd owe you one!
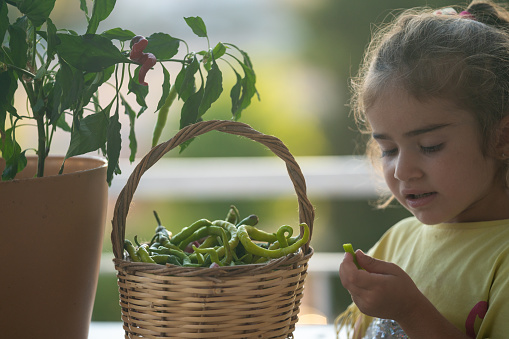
[496,115,509,158]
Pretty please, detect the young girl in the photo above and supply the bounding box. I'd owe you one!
[335,1,509,338]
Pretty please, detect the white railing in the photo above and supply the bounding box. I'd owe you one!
[109,155,386,199]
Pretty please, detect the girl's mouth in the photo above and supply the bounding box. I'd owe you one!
[405,192,437,208]
[407,192,435,199]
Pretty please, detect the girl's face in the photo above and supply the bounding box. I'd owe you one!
[367,87,509,224]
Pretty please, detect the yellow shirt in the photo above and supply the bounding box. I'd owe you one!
[339,217,509,338]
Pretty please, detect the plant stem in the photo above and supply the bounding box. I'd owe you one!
[3,62,36,79]
[36,115,46,177]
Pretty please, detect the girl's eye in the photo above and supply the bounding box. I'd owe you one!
[421,143,444,154]
[381,148,398,157]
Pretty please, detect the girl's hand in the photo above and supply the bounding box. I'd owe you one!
[339,250,422,321]
[339,250,470,339]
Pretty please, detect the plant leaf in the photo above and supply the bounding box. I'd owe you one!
[106,111,122,184]
[127,66,148,116]
[0,70,18,124]
[198,59,222,117]
[146,33,180,60]
[230,69,242,118]
[56,33,128,72]
[212,42,226,59]
[0,129,27,181]
[51,59,84,122]
[82,65,115,107]
[55,112,71,132]
[156,63,171,111]
[86,0,116,35]
[1,150,27,181]
[45,17,58,62]
[101,27,135,42]
[225,42,254,69]
[0,1,8,44]
[121,96,137,162]
[7,18,28,69]
[179,85,204,130]
[79,0,89,16]
[16,0,56,27]
[228,53,258,120]
[175,55,199,101]
[184,16,207,38]
[64,108,110,160]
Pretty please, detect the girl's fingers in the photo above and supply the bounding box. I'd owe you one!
[356,250,400,275]
[340,252,372,289]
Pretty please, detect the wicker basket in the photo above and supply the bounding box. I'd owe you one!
[111,120,315,338]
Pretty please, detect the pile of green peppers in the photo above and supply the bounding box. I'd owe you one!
[124,205,310,267]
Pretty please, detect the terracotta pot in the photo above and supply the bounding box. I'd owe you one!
[0,156,108,339]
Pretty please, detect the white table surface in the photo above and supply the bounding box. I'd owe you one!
[88,322,337,339]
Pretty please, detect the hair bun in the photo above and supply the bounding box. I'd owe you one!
[467,1,509,29]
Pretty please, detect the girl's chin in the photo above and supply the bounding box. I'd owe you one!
[399,205,446,225]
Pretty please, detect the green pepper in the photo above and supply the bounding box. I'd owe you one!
[151,211,172,245]
[225,205,240,224]
[170,219,212,245]
[191,224,235,266]
[124,239,141,262]
[193,246,222,266]
[137,245,156,263]
[343,243,364,270]
[154,235,181,251]
[152,246,193,266]
[211,220,239,258]
[152,84,178,147]
[177,225,216,250]
[199,235,219,248]
[150,254,172,265]
[236,214,259,227]
[240,225,277,243]
[238,223,310,258]
[275,225,293,248]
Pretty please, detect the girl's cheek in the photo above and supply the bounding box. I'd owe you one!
[382,159,395,179]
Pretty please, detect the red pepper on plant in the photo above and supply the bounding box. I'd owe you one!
[129,35,156,86]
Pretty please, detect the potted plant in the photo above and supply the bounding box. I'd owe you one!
[0,0,257,338]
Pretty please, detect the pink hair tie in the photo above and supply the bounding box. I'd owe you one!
[459,11,475,20]
[433,8,476,20]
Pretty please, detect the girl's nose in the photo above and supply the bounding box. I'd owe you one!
[393,151,423,182]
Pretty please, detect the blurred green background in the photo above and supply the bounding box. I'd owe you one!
[14,0,468,324]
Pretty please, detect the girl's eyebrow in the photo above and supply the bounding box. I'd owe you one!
[372,123,452,140]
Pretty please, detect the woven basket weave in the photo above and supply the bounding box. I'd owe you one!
[111,120,315,338]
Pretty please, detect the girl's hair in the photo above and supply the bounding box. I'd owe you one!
[352,0,509,207]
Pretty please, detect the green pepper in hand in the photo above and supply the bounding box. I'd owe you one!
[343,243,364,270]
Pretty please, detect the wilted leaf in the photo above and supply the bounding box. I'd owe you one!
[121,96,137,162]
[127,66,148,116]
[198,60,222,117]
[180,85,204,129]
[106,111,122,184]
[175,56,199,101]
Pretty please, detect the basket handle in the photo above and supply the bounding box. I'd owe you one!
[111,120,315,260]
